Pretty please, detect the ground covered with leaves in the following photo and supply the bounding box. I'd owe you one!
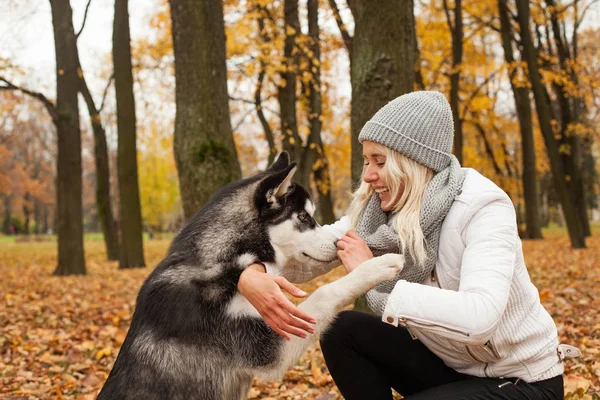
[1,230,599,399]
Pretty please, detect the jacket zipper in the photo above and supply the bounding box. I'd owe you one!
[466,340,499,378]
[397,317,471,339]
[483,340,500,358]
[398,317,500,377]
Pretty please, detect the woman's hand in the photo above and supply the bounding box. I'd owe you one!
[336,230,373,273]
[238,264,316,340]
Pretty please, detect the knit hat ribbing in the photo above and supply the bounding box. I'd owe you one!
[358,91,454,173]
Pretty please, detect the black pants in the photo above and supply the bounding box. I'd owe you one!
[320,311,564,400]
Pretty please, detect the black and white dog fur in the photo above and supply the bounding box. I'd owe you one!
[97,153,404,400]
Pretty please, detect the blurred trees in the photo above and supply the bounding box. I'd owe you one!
[497,0,542,239]
[0,97,55,236]
[1,0,599,252]
[515,0,586,248]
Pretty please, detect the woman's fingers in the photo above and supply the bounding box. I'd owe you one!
[276,276,307,298]
[279,298,316,330]
[265,316,291,341]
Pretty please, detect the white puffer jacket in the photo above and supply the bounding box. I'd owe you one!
[324,169,565,382]
[269,168,568,382]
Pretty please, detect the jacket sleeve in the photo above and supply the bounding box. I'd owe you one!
[264,216,350,283]
[381,194,517,345]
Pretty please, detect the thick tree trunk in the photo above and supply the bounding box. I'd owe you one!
[515,0,585,248]
[306,0,335,224]
[50,0,86,275]
[169,0,241,219]
[350,0,416,183]
[351,0,416,312]
[497,0,542,239]
[79,66,120,260]
[279,0,303,168]
[114,0,145,268]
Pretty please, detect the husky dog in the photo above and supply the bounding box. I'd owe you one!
[97,153,404,400]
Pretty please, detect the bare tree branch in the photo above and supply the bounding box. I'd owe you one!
[229,95,279,115]
[254,66,277,163]
[76,0,93,39]
[99,73,114,112]
[231,107,254,133]
[460,71,499,118]
[443,0,455,33]
[327,0,353,58]
[466,118,504,176]
[576,0,600,26]
[0,77,59,125]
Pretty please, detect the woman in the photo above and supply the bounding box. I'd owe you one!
[238,91,574,399]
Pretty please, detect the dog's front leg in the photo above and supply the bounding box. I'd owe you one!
[256,254,404,381]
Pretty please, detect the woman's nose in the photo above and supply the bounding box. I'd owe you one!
[363,165,377,183]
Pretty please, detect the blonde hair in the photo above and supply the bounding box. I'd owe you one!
[348,143,434,266]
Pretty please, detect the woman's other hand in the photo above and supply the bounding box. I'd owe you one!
[336,230,374,273]
[238,264,316,340]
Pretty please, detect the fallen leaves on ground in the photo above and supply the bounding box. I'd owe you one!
[0,231,598,399]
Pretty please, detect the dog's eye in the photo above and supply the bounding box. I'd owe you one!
[298,212,309,223]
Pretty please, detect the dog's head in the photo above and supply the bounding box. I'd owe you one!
[255,153,338,269]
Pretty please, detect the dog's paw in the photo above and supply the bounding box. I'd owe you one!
[370,253,404,282]
[356,253,404,284]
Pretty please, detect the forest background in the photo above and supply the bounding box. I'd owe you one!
[1,0,600,399]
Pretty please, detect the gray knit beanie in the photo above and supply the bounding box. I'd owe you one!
[358,91,454,173]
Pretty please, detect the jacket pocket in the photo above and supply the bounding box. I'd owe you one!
[466,340,501,364]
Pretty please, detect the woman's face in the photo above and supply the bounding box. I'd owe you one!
[362,141,403,211]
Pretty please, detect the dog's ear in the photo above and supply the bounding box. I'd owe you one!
[265,152,290,173]
[257,162,297,210]
[270,162,296,201]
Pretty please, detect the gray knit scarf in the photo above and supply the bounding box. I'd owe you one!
[356,156,467,315]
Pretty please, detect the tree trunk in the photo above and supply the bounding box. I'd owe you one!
[278,0,303,168]
[169,0,241,219]
[350,0,416,183]
[23,193,31,235]
[3,195,11,234]
[515,0,585,248]
[114,0,145,268]
[79,65,120,260]
[351,0,416,312]
[497,0,542,239]
[411,6,424,90]
[545,0,591,237]
[43,205,49,234]
[50,0,86,275]
[445,0,464,164]
[255,6,277,165]
[34,199,41,234]
[306,0,335,224]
